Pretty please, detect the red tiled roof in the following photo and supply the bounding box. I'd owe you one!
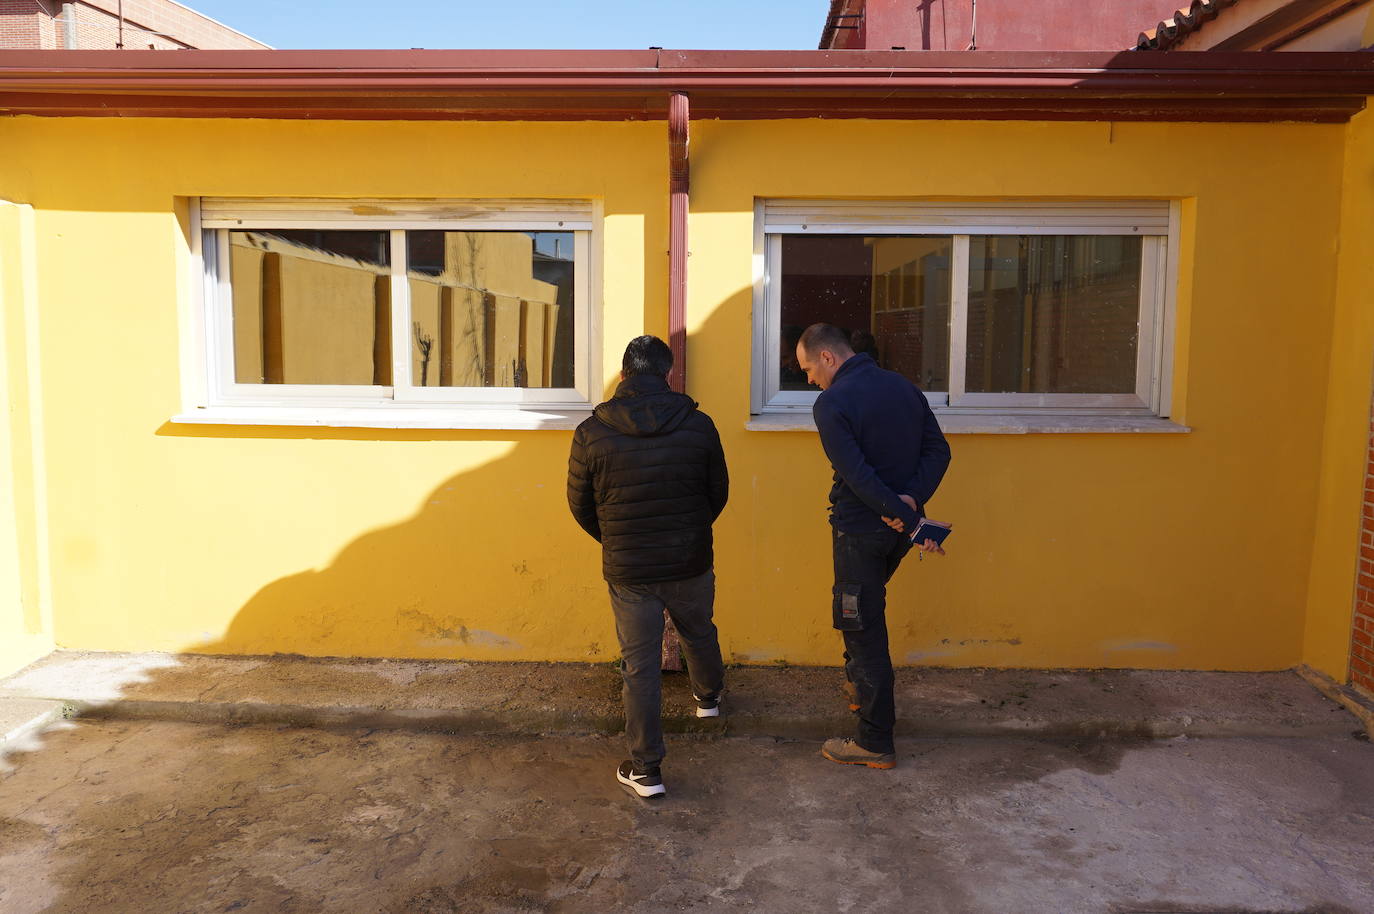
[1136,0,1240,50]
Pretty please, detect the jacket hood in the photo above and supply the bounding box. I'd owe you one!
[594,374,698,437]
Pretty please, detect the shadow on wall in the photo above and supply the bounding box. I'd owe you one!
[139,251,965,668]
[149,289,745,664]
[154,423,611,663]
[129,206,692,665]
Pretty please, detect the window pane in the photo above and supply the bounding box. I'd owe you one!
[778,234,951,392]
[229,230,391,386]
[966,235,1142,395]
[406,231,575,389]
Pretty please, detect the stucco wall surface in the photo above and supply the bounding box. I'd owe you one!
[0,114,1354,671]
[1303,105,1374,681]
[0,199,53,677]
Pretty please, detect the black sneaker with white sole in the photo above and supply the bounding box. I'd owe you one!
[693,693,721,718]
[616,760,666,798]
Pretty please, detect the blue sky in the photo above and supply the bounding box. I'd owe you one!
[189,1,833,51]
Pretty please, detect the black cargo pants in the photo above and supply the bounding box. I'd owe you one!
[832,527,912,755]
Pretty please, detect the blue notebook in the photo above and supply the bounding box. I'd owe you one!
[909,518,952,546]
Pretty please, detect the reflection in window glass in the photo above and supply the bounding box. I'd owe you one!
[966,235,1142,394]
[406,231,575,389]
[229,230,391,386]
[779,234,951,392]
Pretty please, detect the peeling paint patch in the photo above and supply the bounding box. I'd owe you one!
[908,637,1022,662]
[905,649,958,662]
[936,638,1022,648]
[1102,640,1177,652]
[417,628,518,649]
[401,610,519,649]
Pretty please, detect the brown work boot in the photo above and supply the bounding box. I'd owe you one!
[821,737,896,769]
[841,679,860,713]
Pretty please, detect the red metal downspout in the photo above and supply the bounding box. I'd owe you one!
[661,91,690,672]
[667,90,689,394]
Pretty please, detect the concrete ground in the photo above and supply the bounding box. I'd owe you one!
[1,651,1365,741]
[2,654,1373,912]
[1,719,1372,913]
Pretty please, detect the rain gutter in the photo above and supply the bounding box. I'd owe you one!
[667,90,689,394]
[0,50,1372,122]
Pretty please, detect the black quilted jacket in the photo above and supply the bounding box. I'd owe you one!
[567,374,729,584]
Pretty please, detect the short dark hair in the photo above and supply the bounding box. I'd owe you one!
[622,335,674,378]
[798,323,854,358]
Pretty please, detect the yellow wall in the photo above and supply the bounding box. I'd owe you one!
[1303,105,1374,679]
[0,114,1360,671]
[0,200,54,676]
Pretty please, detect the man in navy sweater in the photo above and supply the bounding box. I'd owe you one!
[796,323,951,769]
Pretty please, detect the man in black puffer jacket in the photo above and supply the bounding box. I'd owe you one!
[568,335,729,799]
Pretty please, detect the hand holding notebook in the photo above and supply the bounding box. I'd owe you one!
[909,518,952,554]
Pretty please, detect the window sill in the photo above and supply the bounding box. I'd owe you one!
[171,406,593,431]
[746,412,1191,435]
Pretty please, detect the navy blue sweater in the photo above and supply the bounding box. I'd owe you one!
[812,353,952,534]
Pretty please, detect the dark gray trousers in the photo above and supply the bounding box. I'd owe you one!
[833,528,912,755]
[608,569,724,768]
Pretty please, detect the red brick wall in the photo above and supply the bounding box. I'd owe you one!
[1353,399,1374,692]
[36,0,55,46]
[80,0,267,49]
[0,1,42,49]
[0,0,266,50]
[830,0,1177,51]
[67,1,188,49]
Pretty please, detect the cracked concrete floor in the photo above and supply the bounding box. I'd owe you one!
[1,720,1372,913]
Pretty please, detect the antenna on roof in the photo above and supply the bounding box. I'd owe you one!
[967,0,978,50]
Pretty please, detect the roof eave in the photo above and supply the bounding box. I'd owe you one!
[0,48,1371,123]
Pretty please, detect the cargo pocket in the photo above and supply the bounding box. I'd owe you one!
[832,582,864,631]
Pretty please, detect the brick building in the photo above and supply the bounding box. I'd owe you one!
[0,0,266,50]
[819,0,1172,50]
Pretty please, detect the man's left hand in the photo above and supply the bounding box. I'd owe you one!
[881,494,919,533]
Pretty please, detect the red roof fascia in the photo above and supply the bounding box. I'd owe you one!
[0,48,1371,122]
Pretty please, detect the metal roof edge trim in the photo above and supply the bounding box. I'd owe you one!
[1,48,1371,122]
[2,47,1373,71]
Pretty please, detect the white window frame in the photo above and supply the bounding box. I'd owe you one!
[189,197,601,416]
[752,199,1177,417]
